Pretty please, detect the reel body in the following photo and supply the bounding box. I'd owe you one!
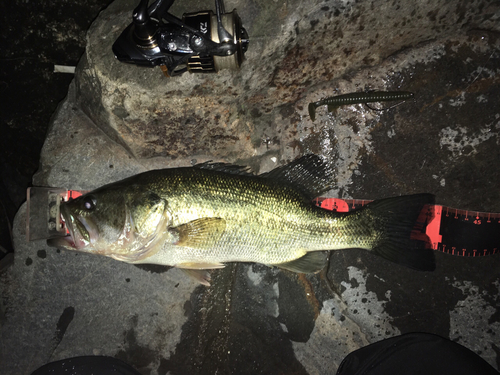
[112,0,249,77]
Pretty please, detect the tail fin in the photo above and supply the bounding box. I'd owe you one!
[364,194,435,271]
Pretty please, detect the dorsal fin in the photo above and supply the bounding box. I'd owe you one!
[260,154,335,200]
[193,161,255,176]
[193,155,335,200]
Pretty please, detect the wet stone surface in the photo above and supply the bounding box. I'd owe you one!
[1,0,500,374]
[75,0,500,168]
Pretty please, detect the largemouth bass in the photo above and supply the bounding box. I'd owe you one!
[48,155,435,285]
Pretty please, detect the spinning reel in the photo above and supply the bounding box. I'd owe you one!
[112,0,249,77]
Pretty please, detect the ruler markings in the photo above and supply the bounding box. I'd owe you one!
[315,197,500,257]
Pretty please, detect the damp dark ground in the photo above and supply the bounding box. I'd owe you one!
[0,0,114,262]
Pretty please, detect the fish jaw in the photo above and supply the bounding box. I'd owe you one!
[47,204,98,251]
[69,205,102,249]
[51,201,172,263]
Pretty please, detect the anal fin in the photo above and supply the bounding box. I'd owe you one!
[274,251,329,274]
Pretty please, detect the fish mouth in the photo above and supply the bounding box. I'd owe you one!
[47,205,95,251]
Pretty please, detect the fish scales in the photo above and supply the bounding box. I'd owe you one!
[48,155,435,285]
[136,168,363,265]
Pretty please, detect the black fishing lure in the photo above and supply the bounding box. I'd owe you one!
[308,91,414,121]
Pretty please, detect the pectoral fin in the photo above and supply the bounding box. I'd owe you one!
[274,251,329,274]
[172,218,226,249]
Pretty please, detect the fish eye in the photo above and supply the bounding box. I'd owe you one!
[83,195,97,211]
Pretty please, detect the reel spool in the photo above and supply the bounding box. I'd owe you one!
[184,10,246,73]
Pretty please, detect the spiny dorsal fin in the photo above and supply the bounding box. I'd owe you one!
[260,155,335,200]
[193,161,255,176]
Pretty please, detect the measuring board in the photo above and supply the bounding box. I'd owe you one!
[314,197,500,257]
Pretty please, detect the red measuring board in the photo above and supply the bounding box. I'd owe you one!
[65,190,84,200]
[314,197,500,257]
